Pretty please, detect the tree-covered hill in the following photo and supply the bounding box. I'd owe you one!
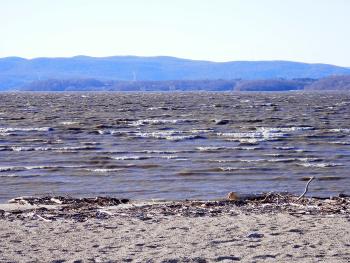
[1,56,349,90]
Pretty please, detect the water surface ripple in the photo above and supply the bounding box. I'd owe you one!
[0,92,350,202]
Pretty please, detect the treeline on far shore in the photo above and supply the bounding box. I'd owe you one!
[17,75,350,92]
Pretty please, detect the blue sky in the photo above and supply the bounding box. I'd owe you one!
[1,0,349,66]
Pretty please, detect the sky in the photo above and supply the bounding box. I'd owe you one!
[1,0,349,66]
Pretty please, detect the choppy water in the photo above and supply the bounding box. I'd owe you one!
[0,92,350,202]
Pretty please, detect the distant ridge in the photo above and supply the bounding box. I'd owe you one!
[0,56,350,90]
[305,75,350,91]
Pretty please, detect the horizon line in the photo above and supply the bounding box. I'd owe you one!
[0,55,349,68]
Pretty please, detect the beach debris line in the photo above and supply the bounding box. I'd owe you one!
[8,196,129,206]
[1,193,350,222]
[228,176,316,203]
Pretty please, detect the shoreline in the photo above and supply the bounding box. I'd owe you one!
[1,193,350,220]
[1,194,350,262]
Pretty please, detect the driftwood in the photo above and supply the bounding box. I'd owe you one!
[297,176,315,201]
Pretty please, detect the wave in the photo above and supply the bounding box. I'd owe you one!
[158,155,186,160]
[330,141,350,145]
[60,121,79,125]
[0,173,42,177]
[327,128,350,133]
[146,107,170,111]
[130,119,195,126]
[237,138,260,145]
[134,131,204,141]
[191,128,214,134]
[98,130,133,135]
[85,168,124,172]
[266,127,314,132]
[112,156,150,160]
[0,127,53,132]
[218,167,259,171]
[217,131,286,141]
[234,146,262,150]
[111,155,186,161]
[274,146,295,150]
[196,146,227,152]
[0,165,61,172]
[297,162,343,168]
[99,130,202,142]
[208,157,323,164]
[141,150,183,154]
[3,146,99,152]
[217,126,314,141]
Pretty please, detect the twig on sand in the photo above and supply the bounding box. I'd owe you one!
[35,214,51,222]
[297,176,315,201]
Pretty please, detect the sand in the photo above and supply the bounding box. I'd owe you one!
[1,199,350,263]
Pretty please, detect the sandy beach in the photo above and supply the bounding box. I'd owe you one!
[1,195,350,262]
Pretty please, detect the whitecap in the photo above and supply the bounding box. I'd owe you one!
[217,130,286,140]
[219,167,253,171]
[196,146,226,152]
[85,168,124,172]
[233,146,261,150]
[60,121,79,125]
[191,128,214,133]
[10,146,46,152]
[297,163,343,168]
[130,119,194,126]
[297,158,323,162]
[0,174,41,177]
[165,135,203,141]
[0,165,58,172]
[158,155,187,160]
[146,107,169,110]
[134,131,203,141]
[8,146,97,152]
[112,156,150,160]
[0,127,53,132]
[267,158,296,163]
[274,146,295,150]
[238,138,260,145]
[0,167,23,172]
[330,141,350,145]
[238,159,266,163]
[142,150,180,154]
[54,146,98,152]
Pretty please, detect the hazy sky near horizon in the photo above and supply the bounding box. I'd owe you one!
[1,0,349,66]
